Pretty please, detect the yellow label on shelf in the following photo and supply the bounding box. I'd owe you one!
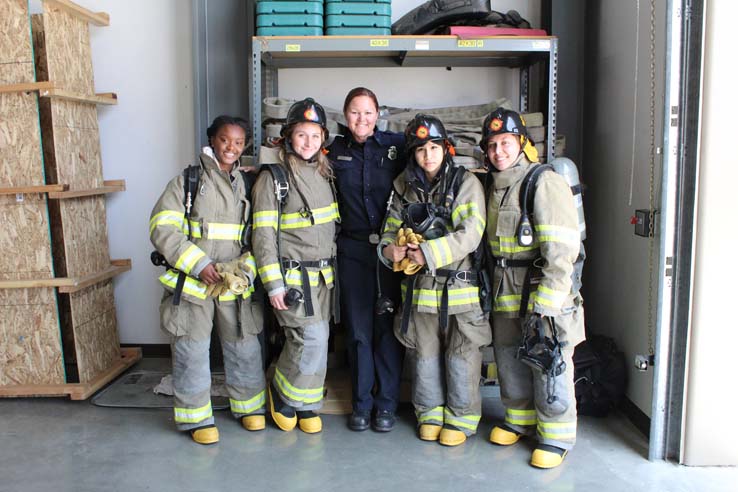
[457,40,484,48]
[370,39,389,47]
[285,44,301,52]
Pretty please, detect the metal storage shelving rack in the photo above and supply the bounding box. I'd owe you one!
[251,35,558,162]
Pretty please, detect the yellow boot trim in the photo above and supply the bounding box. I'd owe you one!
[439,428,467,447]
[490,426,521,446]
[241,415,266,431]
[418,424,442,441]
[298,415,323,434]
[190,426,219,445]
[268,385,296,432]
[530,448,568,469]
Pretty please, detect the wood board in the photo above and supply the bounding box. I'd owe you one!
[0,347,141,399]
[60,280,120,383]
[29,4,122,390]
[0,1,65,386]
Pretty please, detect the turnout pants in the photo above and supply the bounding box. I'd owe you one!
[492,308,584,450]
[395,307,491,436]
[272,280,332,411]
[338,238,404,413]
[160,291,266,431]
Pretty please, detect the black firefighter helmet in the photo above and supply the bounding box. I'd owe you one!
[281,97,329,140]
[480,107,538,162]
[404,113,449,153]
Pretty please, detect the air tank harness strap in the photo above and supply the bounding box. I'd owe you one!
[491,256,542,318]
[435,269,479,331]
[400,274,418,335]
[281,257,335,318]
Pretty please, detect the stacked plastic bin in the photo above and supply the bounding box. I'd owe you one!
[325,0,392,35]
[256,1,324,36]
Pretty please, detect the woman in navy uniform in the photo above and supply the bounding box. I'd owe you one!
[328,87,406,432]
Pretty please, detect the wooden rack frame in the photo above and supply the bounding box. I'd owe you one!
[0,347,142,400]
[0,259,131,292]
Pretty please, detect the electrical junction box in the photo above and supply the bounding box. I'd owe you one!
[633,209,654,237]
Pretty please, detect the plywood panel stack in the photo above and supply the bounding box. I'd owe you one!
[0,0,65,386]
[0,0,139,398]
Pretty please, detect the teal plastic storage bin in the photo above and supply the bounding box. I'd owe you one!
[257,14,323,28]
[325,2,390,15]
[257,2,323,15]
[325,27,391,35]
[256,26,324,36]
[325,14,391,28]
[325,0,391,4]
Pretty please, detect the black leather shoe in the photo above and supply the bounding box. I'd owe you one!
[372,409,396,432]
[348,411,370,432]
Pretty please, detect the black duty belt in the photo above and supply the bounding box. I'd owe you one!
[400,268,480,334]
[436,268,479,331]
[281,257,336,318]
[492,257,538,268]
[341,230,381,245]
[491,256,543,318]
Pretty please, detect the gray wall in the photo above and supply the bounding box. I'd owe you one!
[193,0,251,150]
[582,0,667,415]
[682,0,738,466]
[551,0,586,166]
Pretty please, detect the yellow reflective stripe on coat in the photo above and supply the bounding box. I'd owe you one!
[401,285,480,308]
[443,408,481,431]
[283,266,335,287]
[253,210,279,230]
[230,390,265,414]
[416,406,444,423]
[531,285,568,309]
[281,202,339,230]
[534,224,580,246]
[258,263,283,283]
[428,236,454,267]
[173,401,213,424]
[174,244,206,274]
[242,254,258,277]
[216,284,255,302]
[149,210,202,238]
[493,294,534,313]
[274,368,323,404]
[537,421,576,440]
[320,267,334,285]
[149,210,185,234]
[386,216,402,229]
[451,202,486,236]
[492,236,540,254]
[505,408,537,426]
[159,269,207,299]
[207,222,245,240]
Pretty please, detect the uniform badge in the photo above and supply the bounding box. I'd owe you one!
[387,146,397,160]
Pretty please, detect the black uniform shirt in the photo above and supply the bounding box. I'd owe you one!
[329,129,406,237]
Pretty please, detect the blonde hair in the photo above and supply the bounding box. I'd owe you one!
[280,127,333,179]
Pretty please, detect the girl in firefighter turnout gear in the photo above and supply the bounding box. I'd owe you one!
[379,114,489,447]
[483,108,585,469]
[149,116,265,445]
[252,98,339,434]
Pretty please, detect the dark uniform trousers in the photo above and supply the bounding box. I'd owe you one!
[338,236,404,413]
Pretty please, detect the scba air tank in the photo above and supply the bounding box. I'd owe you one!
[550,157,586,241]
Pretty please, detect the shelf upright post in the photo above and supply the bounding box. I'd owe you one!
[547,37,558,163]
[251,37,262,154]
[520,66,529,114]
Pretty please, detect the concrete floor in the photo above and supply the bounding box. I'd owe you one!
[1,359,737,492]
